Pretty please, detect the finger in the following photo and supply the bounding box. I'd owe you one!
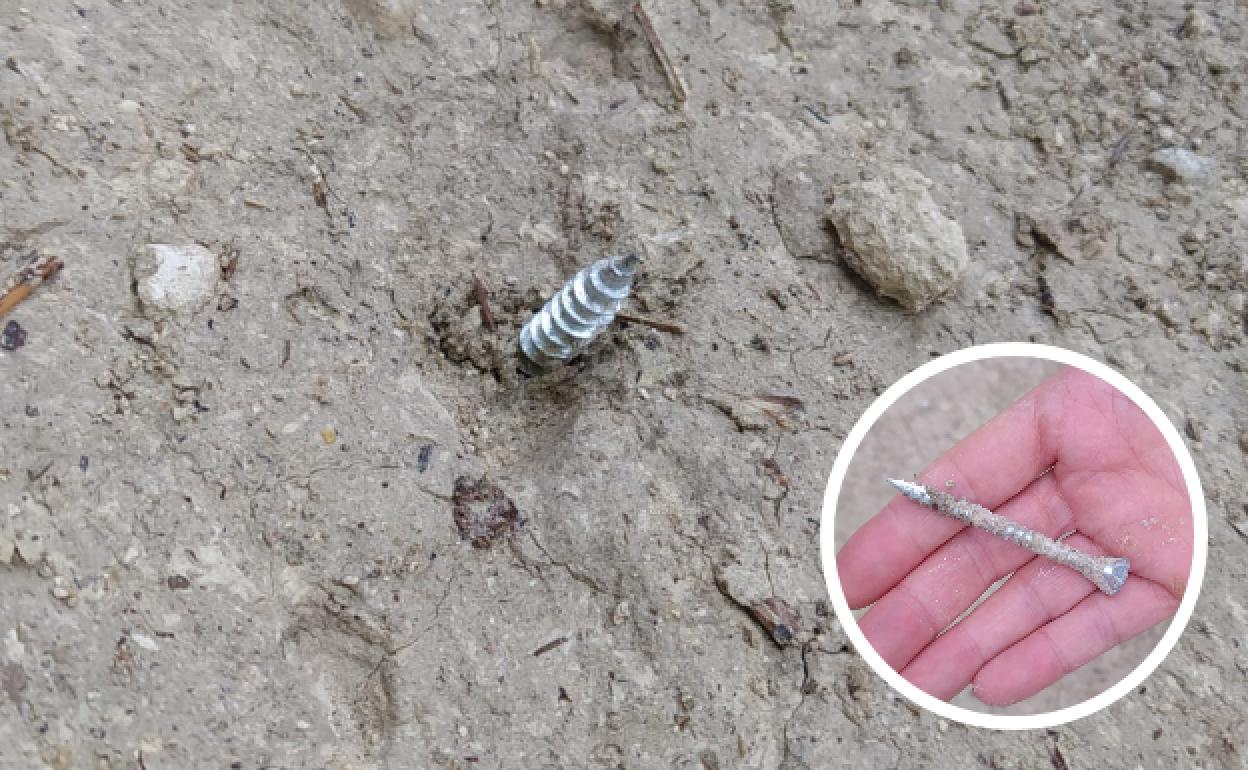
[855,473,1073,671]
[900,533,1100,701]
[838,380,1060,609]
[971,577,1181,706]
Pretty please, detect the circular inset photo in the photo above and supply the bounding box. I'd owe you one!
[819,344,1206,730]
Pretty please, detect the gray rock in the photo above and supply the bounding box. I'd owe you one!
[828,166,969,312]
[134,243,218,318]
[1147,147,1215,182]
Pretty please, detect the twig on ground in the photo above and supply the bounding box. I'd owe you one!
[616,312,685,335]
[632,2,688,105]
[0,255,63,320]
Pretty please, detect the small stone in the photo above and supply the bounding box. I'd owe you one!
[51,578,74,601]
[1,320,27,352]
[320,427,337,445]
[1138,90,1165,112]
[1139,61,1170,89]
[827,166,969,312]
[41,746,72,770]
[130,633,159,651]
[4,629,26,661]
[1180,9,1208,39]
[166,574,191,590]
[610,601,631,625]
[1147,148,1215,183]
[1156,299,1184,328]
[134,243,218,318]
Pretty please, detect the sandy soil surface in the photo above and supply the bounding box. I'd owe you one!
[1,1,1244,768]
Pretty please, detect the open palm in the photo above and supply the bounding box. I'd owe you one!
[836,367,1193,706]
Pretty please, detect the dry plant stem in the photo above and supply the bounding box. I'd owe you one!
[887,479,1130,596]
[0,257,62,320]
[632,2,688,104]
[0,285,34,320]
[615,312,685,335]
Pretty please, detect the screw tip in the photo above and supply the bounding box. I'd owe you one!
[611,253,640,273]
[887,478,932,506]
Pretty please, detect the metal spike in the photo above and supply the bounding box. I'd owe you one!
[887,479,1130,596]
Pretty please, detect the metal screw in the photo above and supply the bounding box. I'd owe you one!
[887,479,1130,596]
[517,254,639,375]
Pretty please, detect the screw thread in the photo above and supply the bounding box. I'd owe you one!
[518,254,639,374]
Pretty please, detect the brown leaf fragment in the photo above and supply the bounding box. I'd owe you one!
[759,457,789,487]
[471,274,495,332]
[452,476,524,548]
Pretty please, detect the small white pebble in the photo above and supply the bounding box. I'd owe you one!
[130,633,159,652]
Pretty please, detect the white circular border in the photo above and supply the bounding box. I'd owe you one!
[819,342,1208,730]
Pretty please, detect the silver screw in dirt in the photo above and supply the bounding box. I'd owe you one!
[887,479,1130,596]
[517,254,639,375]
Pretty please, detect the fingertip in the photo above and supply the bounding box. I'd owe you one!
[835,544,879,610]
[969,676,1025,707]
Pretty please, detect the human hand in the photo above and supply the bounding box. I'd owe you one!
[836,366,1193,706]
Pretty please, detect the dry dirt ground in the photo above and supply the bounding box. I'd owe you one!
[0,1,1245,768]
